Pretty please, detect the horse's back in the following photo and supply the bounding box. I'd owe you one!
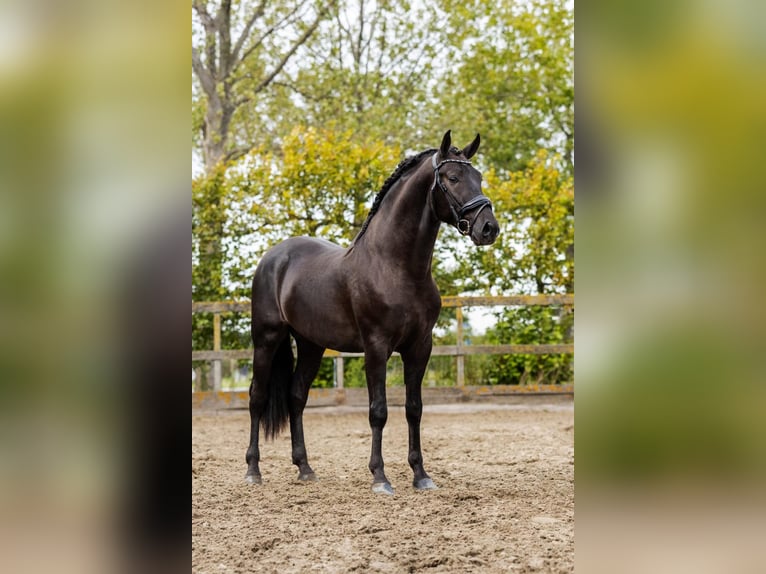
[253,236,344,295]
[255,236,345,280]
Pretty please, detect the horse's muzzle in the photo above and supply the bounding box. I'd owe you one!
[471,218,499,245]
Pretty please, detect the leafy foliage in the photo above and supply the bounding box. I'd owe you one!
[281,0,444,147]
[191,126,402,389]
[484,306,573,385]
[466,151,574,384]
[432,0,574,175]
[218,126,402,298]
[191,0,575,387]
[192,0,334,168]
[464,150,574,295]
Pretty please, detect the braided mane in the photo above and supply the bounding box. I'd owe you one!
[351,148,437,245]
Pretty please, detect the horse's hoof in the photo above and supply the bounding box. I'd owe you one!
[414,478,438,491]
[244,473,262,485]
[297,472,317,482]
[371,482,395,495]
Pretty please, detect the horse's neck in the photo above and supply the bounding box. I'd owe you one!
[360,161,440,278]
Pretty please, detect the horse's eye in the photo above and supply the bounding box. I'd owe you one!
[448,176,458,183]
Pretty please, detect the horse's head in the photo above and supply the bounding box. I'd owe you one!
[431,130,499,246]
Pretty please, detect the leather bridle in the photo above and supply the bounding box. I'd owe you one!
[430,153,492,236]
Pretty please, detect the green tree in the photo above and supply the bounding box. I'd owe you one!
[475,151,574,384]
[192,127,401,387]
[466,150,574,295]
[220,126,402,297]
[431,0,574,174]
[484,306,573,385]
[192,0,334,169]
[282,0,444,147]
[192,1,336,387]
[190,0,575,388]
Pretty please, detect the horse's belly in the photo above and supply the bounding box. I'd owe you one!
[292,320,363,353]
[283,300,363,353]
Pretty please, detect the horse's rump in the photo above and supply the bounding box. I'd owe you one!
[252,236,362,352]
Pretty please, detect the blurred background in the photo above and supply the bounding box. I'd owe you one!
[0,0,764,573]
[190,0,575,392]
[576,0,766,572]
[0,1,188,573]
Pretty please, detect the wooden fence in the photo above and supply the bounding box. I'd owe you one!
[192,294,573,392]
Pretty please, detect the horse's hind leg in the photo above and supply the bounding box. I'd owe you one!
[289,335,325,481]
[244,346,269,484]
[245,328,286,484]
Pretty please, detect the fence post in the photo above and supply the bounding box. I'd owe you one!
[334,356,344,389]
[456,306,465,386]
[212,312,222,391]
[194,366,202,392]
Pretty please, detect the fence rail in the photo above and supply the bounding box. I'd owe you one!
[192,294,573,391]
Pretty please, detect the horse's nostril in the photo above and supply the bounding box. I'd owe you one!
[482,221,496,237]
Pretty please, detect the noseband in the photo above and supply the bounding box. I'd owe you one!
[430,153,492,235]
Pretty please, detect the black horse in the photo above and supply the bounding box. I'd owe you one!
[245,131,499,494]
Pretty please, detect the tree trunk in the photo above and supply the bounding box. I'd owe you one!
[193,0,330,173]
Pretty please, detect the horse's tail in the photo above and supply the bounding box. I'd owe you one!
[262,335,293,440]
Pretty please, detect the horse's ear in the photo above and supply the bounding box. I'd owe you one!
[462,133,481,159]
[439,130,452,158]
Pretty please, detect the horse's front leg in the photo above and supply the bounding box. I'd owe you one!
[364,345,394,494]
[402,344,438,490]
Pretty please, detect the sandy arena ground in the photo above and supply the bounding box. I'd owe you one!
[192,401,574,573]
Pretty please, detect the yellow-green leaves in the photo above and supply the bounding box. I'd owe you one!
[192,126,401,299]
[465,150,573,295]
[433,0,573,175]
[255,126,401,244]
